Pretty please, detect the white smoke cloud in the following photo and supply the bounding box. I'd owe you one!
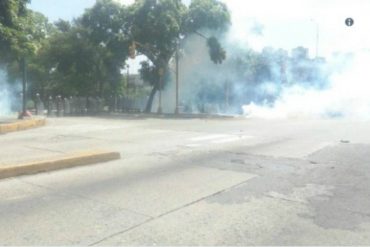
[0,68,21,117]
[243,51,370,119]
[0,69,12,116]
[119,0,370,119]
[216,0,370,119]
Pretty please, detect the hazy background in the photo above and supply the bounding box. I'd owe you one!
[24,0,370,119]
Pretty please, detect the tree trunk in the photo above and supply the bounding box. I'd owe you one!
[98,80,104,97]
[144,86,157,113]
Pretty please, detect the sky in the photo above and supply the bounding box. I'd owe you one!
[226,0,370,58]
[29,0,140,70]
[28,0,370,58]
[29,0,97,22]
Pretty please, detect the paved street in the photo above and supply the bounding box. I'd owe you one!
[1,116,370,245]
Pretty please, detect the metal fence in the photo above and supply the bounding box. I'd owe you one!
[30,95,148,117]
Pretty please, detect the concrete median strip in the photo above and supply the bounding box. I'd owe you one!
[0,151,121,180]
[0,118,46,134]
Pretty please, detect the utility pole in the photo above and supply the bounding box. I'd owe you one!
[20,57,27,119]
[126,65,130,89]
[315,22,319,58]
[157,68,164,114]
[224,80,229,111]
[310,19,319,58]
[126,65,130,112]
[175,41,180,114]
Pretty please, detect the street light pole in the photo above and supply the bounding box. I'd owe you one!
[126,64,130,93]
[315,22,319,58]
[157,68,164,114]
[20,57,27,119]
[224,80,229,110]
[126,65,130,112]
[175,42,180,114]
[311,19,319,58]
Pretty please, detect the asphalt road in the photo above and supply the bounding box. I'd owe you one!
[1,116,370,245]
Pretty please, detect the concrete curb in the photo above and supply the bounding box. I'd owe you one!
[0,151,121,180]
[102,113,237,120]
[0,118,46,134]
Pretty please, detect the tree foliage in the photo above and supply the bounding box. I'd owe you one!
[0,0,49,61]
[207,36,226,64]
[2,0,231,110]
[4,8,55,102]
[31,0,131,97]
[185,0,230,32]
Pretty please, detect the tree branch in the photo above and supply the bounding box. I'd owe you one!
[194,30,208,40]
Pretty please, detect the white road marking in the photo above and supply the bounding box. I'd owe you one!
[184,143,202,148]
[211,135,253,144]
[186,134,254,148]
[190,134,231,142]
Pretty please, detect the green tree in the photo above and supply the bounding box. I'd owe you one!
[5,10,55,98]
[79,0,130,97]
[0,0,47,64]
[35,0,128,96]
[0,0,29,61]
[128,0,230,112]
[40,24,106,96]
[37,0,131,98]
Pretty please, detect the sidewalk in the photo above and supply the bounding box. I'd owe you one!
[0,117,46,135]
[0,117,120,179]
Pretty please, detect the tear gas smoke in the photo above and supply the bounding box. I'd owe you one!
[0,69,12,116]
[233,0,370,119]
[243,52,370,119]
[0,68,20,116]
[160,0,370,119]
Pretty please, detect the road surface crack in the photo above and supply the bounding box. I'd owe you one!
[16,179,153,220]
[88,177,255,246]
